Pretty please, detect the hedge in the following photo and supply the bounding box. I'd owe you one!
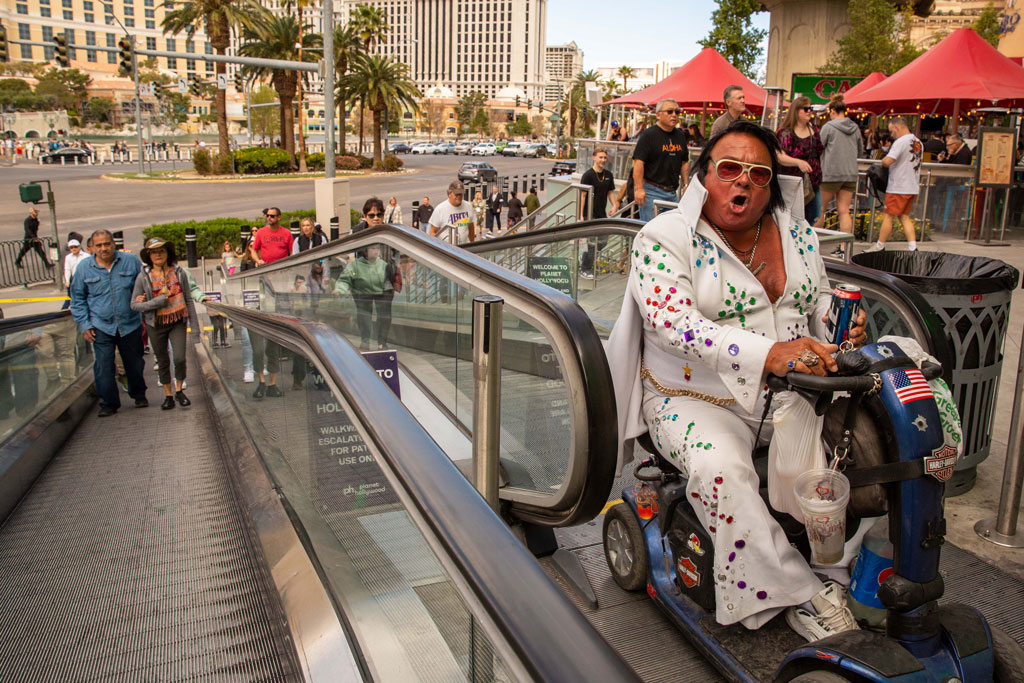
[233,147,292,174]
[143,208,363,258]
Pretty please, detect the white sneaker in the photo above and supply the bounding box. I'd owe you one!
[907,243,918,251]
[786,581,859,642]
[863,242,885,253]
[243,370,255,383]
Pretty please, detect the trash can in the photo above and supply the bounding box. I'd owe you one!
[852,251,1020,495]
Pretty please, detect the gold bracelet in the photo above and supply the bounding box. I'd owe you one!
[640,357,736,406]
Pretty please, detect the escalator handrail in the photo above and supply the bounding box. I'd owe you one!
[205,302,640,683]
[0,310,72,335]
[226,224,618,526]
[464,218,954,375]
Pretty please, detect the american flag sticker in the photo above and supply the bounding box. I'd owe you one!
[889,368,934,404]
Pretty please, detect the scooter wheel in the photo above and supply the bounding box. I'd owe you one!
[789,672,848,682]
[992,625,1024,683]
[603,503,648,592]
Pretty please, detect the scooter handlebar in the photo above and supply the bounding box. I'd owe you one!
[767,360,943,394]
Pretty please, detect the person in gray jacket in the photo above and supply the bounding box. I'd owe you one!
[815,94,864,247]
[131,237,200,409]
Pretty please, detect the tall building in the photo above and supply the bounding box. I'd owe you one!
[544,40,582,102]
[0,0,214,80]
[908,0,1002,48]
[339,0,548,101]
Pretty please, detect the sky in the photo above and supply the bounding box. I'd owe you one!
[546,0,771,71]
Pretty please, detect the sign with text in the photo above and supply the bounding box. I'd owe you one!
[976,126,1017,188]
[790,73,867,105]
[204,291,222,303]
[309,350,400,514]
[242,289,260,309]
[527,256,573,296]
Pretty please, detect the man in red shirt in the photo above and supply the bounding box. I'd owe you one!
[248,207,293,399]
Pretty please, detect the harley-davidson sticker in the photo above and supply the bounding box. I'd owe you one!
[677,556,701,588]
[687,532,705,556]
[924,444,958,482]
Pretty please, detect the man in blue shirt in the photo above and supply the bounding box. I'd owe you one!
[70,229,148,416]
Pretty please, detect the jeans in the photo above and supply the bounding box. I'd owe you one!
[804,188,822,225]
[487,210,501,230]
[61,286,70,311]
[150,319,187,386]
[239,327,253,373]
[639,182,679,222]
[15,239,52,267]
[354,294,393,348]
[93,326,146,410]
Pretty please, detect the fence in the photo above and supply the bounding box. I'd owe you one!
[0,238,57,289]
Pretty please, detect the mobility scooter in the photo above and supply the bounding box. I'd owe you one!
[603,341,1024,681]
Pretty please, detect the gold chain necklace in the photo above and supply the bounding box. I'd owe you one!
[703,214,767,276]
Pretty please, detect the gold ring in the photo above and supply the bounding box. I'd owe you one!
[798,350,820,367]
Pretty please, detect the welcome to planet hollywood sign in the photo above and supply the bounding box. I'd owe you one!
[790,73,868,105]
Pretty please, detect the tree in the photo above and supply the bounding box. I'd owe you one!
[471,108,490,136]
[238,11,321,169]
[973,4,1001,47]
[602,78,622,101]
[616,65,635,92]
[456,91,487,135]
[34,68,92,113]
[697,0,766,79]
[339,55,420,163]
[249,84,280,144]
[333,24,363,154]
[566,70,602,138]
[506,113,532,137]
[349,3,389,153]
[162,0,262,158]
[820,0,922,74]
[84,97,114,124]
[423,99,446,140]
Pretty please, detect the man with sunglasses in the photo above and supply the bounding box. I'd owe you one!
[632,98,690,222]
[608,120,865,642]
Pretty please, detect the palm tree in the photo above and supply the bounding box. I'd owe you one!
[348,3,389,154]
[339,55,420,164]
[333,24,363,155]
[161,0,262,158]
[238,11,321,169]
[602,78,621,101]
[567,70,602,138]
[617,65,636,92]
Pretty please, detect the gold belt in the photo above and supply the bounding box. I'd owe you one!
[640,356,736,406]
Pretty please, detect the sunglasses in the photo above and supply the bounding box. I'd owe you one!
[365,212,383,218]
[267,214,280,218]
[710,158,773,187]
[801,106,813,112]
[659,108,680,115]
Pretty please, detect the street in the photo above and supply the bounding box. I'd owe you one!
[0,153,554,248]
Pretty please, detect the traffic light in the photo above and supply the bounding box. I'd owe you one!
[234,71,244,92]
[53,33,69,68]
[190,79,201,97]
[526,99,532,111]
[0,23,9,64]
[515,95,521,107]
[117,37,133,78]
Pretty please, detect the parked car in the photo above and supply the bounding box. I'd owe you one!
[433,142,456,155]
[411,142,434,154]
[41,147,91,164]
[388,142,412,154]
[551,159,577,176]
[458,161,498,183]
[471,143,496,156]
[454,140,476,154]
[494,140,508,153]
[520,143,548,158]
[501,142,525,156]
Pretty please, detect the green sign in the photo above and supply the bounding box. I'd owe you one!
[528,256,573,295]
[19,182,43,204]
[790,73,867,105]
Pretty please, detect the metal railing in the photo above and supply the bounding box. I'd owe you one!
[505,182,593,236]
[202,303,639,682]
[0,238,57,289]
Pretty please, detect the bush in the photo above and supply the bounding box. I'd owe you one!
[351,208,363,228]
[306,152,325,171]
[373,160,385,172]
[382,153,403,172]
[336,155,360,171]
[193,148,213,175]
[232,147,292,174]
[214,153,233,175]
[355,154,373,169]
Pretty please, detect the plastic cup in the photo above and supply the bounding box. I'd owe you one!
[793,468,851,565]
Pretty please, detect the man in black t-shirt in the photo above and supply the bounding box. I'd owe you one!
[413,196,433,231]
[579,147,619,277]
[632,98,690,222]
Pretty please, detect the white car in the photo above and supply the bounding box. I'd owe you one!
[411,142,434,154]
[471,143,496,156]
[454,140,476,154]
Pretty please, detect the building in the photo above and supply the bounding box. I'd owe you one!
[908,0,1003,48]
[544,40,582,102]
[338,0,549,101]
[0,0,216,81]
[593,62,685,95]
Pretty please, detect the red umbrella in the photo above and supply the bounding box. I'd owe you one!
[844,28,1024,114]
[841,72,887,102]
[603,48,775,113]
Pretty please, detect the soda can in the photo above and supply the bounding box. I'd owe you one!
[826,284,862,346]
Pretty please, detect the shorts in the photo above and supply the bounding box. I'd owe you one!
[884,193,916,216]
[820,180,857,194]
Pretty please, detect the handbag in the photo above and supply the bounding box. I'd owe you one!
[802,172,815,204]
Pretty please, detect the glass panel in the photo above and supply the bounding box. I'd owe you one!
[203,327,511,682]
[0,317,92,443]
[217,244,575,499]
